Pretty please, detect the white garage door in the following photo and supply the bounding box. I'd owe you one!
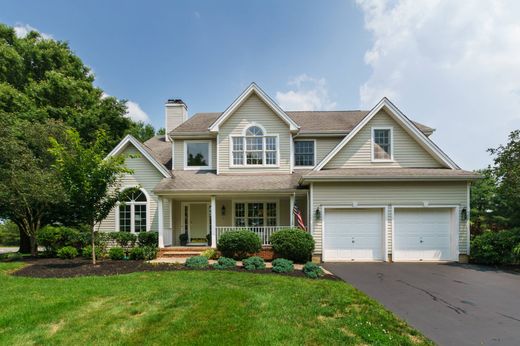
[323,208,384,261]
[394,208,455,261]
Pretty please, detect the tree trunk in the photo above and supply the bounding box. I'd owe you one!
[91,222,96,265]
[18,229,31,254]
[29,234,37,257]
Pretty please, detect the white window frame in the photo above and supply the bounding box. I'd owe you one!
[184,140,212,170]
[229,123,280,168]
[115,188,150,233]
[371,127,394,162]
[231,199,280,227]
[293,139,316,168]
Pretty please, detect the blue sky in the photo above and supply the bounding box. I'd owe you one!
[3,0,520,169]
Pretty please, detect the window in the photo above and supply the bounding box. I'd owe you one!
[294,140,315,167]
[231,125,278,166]
[234,201,278,227]
[372,128,392,160]
[118,189,147,233]
[185,141,211,169]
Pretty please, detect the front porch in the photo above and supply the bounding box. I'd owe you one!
[157,192,309,248]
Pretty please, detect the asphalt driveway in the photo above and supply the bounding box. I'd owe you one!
[324,262,520,346]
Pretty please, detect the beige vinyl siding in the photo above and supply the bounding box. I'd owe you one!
[218,94,291,173]
[324,110,444,169]
[98,145,170,234]
[311,181,468,255]
[293,137,343,169]
[173,139,217,170]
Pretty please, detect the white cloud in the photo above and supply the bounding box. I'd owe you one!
[125,101,151,123]
[357,0,520,169]
[276,74,337,111]
[13,23,53,40]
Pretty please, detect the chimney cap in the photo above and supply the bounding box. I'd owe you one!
[166,99,187,108]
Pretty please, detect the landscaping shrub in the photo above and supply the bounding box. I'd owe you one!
[217,230,261,260]
[0,221,19,246]
[212,257,236,270]
[137,232,158,247]
[242,256,265,271]
[272,258,294,273]
[0,252,23,262]
[109,247,125,260]
[303,262,324,279]
[185,256,209,269]
[82,245,103,259]
[270,228,315,263]
[129,247,146,260]
[57,246,78,259]
[110,232,137,248]
[470,228,520,265]
[201,248,218,259]
[37,226,81,256]
[142,246,158,260]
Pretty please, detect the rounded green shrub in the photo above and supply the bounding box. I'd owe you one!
[109,247,125,260]
[201,248,218,260]
[303,262,324,279]
[272,258,294,273]
[137,232,158,247]
[471,229,520,264]
[242,256,265,271]
[110,232,137,248]
[57,246,78,259]
[82,245,103,259]
[185,256,209,269]
[142,246,158,260]
[212,257,236,270]
[270,228,315,263]
[129,247,146,260]
[217,230,261,260]
[37,226,81,256]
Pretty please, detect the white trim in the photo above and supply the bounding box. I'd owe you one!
[229,133,280,168]
[216,133,220,175]
[391,205,460,262]
[183,139,212,170]
[241,122,267,136]
[171,139,175,170]
[294,138,317,169]
[208,83,299,132]
[467,182,471,256]
[289,193,295,227]
[116,187,150,233]
[321,205,388,262]
[158,197,164,247]
[314,98,459,171]
[289,133,294,172]
[211,196,217,248]
[371,126,394,162]
[106,135,170,177]
[309,182,314,239]
[231,199,280,227]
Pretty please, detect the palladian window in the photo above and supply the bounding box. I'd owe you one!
[232,125,278,166]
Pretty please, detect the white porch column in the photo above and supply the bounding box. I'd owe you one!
[211,196,217,248]
[158,196,164,248]
[290,193,295,227]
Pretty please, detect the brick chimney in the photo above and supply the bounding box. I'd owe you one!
[164,99,187,141]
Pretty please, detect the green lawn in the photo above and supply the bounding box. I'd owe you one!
[0,262,431,345]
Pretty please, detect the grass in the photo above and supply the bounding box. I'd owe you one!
[0,262,431,345]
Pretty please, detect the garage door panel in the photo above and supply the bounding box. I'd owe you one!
[324,209,384,261]
[394,208,454,261]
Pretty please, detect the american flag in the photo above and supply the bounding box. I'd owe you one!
[293,205,306,231]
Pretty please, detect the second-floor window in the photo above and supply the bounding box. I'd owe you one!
[372,127,393,161]
[294,140,315,167]
[185,140,211,169]
[231,125,278,166]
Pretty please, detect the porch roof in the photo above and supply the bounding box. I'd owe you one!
[153,171,308,194]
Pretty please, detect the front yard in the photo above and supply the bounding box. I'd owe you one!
[0,262,431,345]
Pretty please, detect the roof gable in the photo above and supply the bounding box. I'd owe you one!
[208,83,299,132]
[314,98,459,171]
[106,135,171,178]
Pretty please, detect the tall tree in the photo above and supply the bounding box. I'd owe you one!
[0,116,68,255]
[49,129,132,264]
[127,121,156,142]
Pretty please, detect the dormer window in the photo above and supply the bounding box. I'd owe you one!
[231,124,278,166]
[372,127,393,161]
[185,140,212,170]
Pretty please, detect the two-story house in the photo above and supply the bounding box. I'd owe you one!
[100,83,478,262]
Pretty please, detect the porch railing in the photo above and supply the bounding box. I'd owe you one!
[215,226,288,246]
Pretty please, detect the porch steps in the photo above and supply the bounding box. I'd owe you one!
[158,247,211,259]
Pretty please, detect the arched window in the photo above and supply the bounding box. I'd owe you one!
[118,189,148,233]
[231,124,278,166]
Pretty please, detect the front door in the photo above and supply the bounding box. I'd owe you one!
[189,203,209,243]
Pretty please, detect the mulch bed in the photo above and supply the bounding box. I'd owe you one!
[9,258,339,280]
